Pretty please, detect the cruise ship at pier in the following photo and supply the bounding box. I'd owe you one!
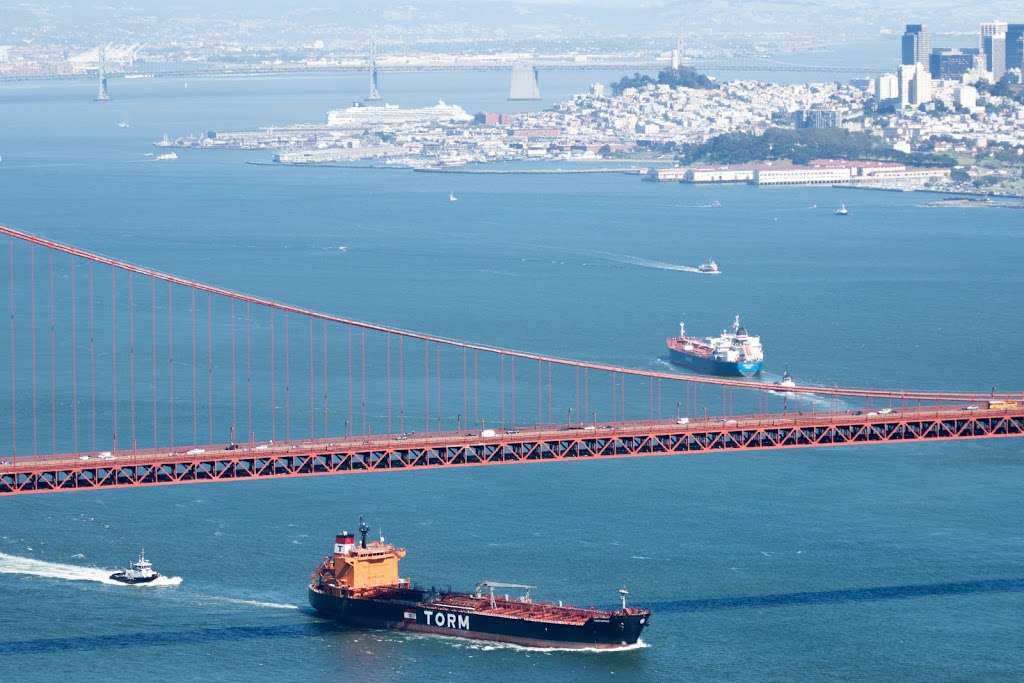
[666,315,764,377]
[326,100,473,128]
[309,520,650,649]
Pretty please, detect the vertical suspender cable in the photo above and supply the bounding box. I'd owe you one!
[510,355,516,427]
[128,274,136,449]
[360,330,367,434]
[611,370,617,422]
[111,268,118,451]
[70,259,77,454]
[574,367,579,425]
[48,254,56,453]
[284,314,290,441]
[347,327,353,436]
[247,303,253,444]
[536,360,541,426]
[321,321,328,438]
[269,309,276,441]
[207,295,213,443]
[191,289,197,445]
[30,248,37,454]
[231,299,237,442]
[385,334,392,434]
[583,368,588,424]
[8,241,16,456]
[167,282,174,445]
[435,345,441,431]
[151,277,157,447]
[89,263,95,451]
[423,340,430,432]
[614,374,622,421]
[308,317,314,438]
[398,335,405,434]
[547,362,553,424]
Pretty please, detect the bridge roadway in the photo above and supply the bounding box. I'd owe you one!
[2,404,1021,496]
[0,61,873,84]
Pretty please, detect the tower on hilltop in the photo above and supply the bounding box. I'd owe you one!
[672,26,684,69]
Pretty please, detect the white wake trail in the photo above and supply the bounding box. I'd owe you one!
[602,253,705,274]
[0,552,183,587]
[209,597,301,610]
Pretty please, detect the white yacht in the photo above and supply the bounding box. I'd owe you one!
[697,259,720,274]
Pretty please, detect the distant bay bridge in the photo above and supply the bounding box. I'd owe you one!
[0,59,878,85]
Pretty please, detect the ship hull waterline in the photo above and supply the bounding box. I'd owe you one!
[309,588,647,650]
[668,349,763,377]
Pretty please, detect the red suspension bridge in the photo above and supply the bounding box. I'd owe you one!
[1,224,1021,496]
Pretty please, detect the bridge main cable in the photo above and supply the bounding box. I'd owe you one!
[2,224,1018,403]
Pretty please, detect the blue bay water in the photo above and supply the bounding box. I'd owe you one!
[0,71,1022,681]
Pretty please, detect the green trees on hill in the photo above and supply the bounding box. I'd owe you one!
[678,127,956,167]
[610,67,717,95]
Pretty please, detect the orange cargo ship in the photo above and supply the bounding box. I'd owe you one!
[308,519,650,649]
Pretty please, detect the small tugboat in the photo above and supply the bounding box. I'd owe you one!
[110,550,160,584]
[775,368,796,389]
[835,203,849,216]
[697,258,720,274]
[309,519,650,649]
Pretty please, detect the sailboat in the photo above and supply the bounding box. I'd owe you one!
[448,192,459,203]
[835,203,849,216]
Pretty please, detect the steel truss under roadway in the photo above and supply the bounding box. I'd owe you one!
[2,406,1021,496]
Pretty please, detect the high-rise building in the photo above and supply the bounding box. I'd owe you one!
[956,84,979,110]
[901,24,931,65]
[875,73,899,101]
[928,48,978,81]
[898,63,931,107]
[980,21,1008,80]
[1006,24,1024,71]
[898,64,915,107]
[910,67,932,105]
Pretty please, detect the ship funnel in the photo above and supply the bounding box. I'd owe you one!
[334,530,355,555]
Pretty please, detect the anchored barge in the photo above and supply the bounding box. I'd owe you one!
[308,519,650,649]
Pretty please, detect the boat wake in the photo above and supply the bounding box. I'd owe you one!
[599,253,705,274]
[651,360,851,411]
[208,597,301,610]
[399,631,650,654]
[0,552,182,587]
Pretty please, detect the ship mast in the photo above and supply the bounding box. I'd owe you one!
[358,516,370,549]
